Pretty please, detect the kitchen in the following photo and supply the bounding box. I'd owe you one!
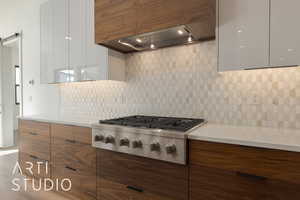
[0,0,300,199]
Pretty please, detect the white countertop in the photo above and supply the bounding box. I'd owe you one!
[188,123,300,152]
[18,115,96,128]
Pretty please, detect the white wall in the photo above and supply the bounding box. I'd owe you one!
[0,0,60,116]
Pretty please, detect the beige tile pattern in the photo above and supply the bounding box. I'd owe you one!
[60,41,300,129]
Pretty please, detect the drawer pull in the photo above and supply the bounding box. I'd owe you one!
[126,186,143,193]
[65,139,76,144]
[29,132,38,136]
[65,166,77,172]
[236,172,267,181]
[29,155,39,160]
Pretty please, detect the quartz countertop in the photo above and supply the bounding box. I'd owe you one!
[188,123,300,153]
[18,115,96,128]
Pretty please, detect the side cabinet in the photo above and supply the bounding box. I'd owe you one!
[217,0,270,71]
[51,124,97,200]
[189,140,300,200]
[19,120,51,179]
[97,150,189,200]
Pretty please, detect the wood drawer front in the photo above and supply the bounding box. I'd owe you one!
[52,137,96,170]
[52,164,96,200]
[95,0,137,43]
[98,150,188,200]
[19,152,51,179]
[190,165,300,200]
[52,124,92,145]
[98,178,175,200]
[19,120,50,136]
[190,140,300,184]
[19,133,50,161]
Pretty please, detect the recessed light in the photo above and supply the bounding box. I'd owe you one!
[136,38,142,43]
[150,44,155,49]
[178,30,184,35]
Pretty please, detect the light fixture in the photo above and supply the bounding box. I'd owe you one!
[177,30,184,35]
[188,36,192,43]
[136,38,142,43]
[150,44,155,49]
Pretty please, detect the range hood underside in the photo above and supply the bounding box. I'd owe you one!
[101,21,215,53]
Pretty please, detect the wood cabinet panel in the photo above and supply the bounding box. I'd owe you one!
[51,124,96,200]
[95,0,216,44]
[19,152,51,179]
[97,149,188,200]
[136,0,184,34]
[95,0,137,43]
[52,137,96,171]
[190,165,300,200]
[98,178,174,200]
[19,120,50,136]
[190,140,300,185]
[53,164,96,200]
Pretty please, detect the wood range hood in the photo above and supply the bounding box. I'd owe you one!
[95,0,216,53]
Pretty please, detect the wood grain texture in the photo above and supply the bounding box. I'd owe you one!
[97,149,188,200]
[19,120,51,161]
[51,124,96,200]
[190,164,300,200]
[19,152,51,179]
[95,0,216,44]
[95,0,137,43]
[189,140,300,185]
[98,178,175,200]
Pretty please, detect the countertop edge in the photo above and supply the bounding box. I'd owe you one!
[18,116,93,128]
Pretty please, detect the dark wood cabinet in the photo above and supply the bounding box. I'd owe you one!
[189,140,300,200]
[97,149,188,200]
[51,124,97,200]
[19,120,51,179]
[95,0,216,44]
[95,0,137,43]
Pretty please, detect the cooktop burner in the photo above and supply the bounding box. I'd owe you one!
[99,116,205,132]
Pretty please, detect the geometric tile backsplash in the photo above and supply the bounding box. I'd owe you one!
[60,40,300,129]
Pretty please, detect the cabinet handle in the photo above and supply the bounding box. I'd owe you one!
[29,155,48,163]
[126,186,143,193]
[65,139,76,144]
[65,166,77,172]
[236,171,267,181]
[29,155,38,160]
[29,132,38,136]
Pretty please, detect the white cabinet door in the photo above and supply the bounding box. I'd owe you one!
[218,0,270,71]
[69,0,86,81]
[40,1,53,84]
[84,0,108,81]
[52,0,70,83]
[270,0,300,67]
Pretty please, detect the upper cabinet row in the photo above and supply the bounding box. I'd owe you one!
[40,0,125,83]
[218,0,300,71]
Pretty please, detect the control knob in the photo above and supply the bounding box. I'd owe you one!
[150,142,160,152]
[104,135,115,144]
[132,140,143,148]
[94,135,104,142]
[166,144,177,154]
[120,138,130,147]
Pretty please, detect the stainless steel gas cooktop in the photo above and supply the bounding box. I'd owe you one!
[92,115,206,165]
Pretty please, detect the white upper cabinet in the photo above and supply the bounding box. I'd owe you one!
[218,0,270,71]
[270,0,300,67]
[40,1,53,84]
[52,0,69,82]
[69,0,86,81]
[40,0,125,83]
